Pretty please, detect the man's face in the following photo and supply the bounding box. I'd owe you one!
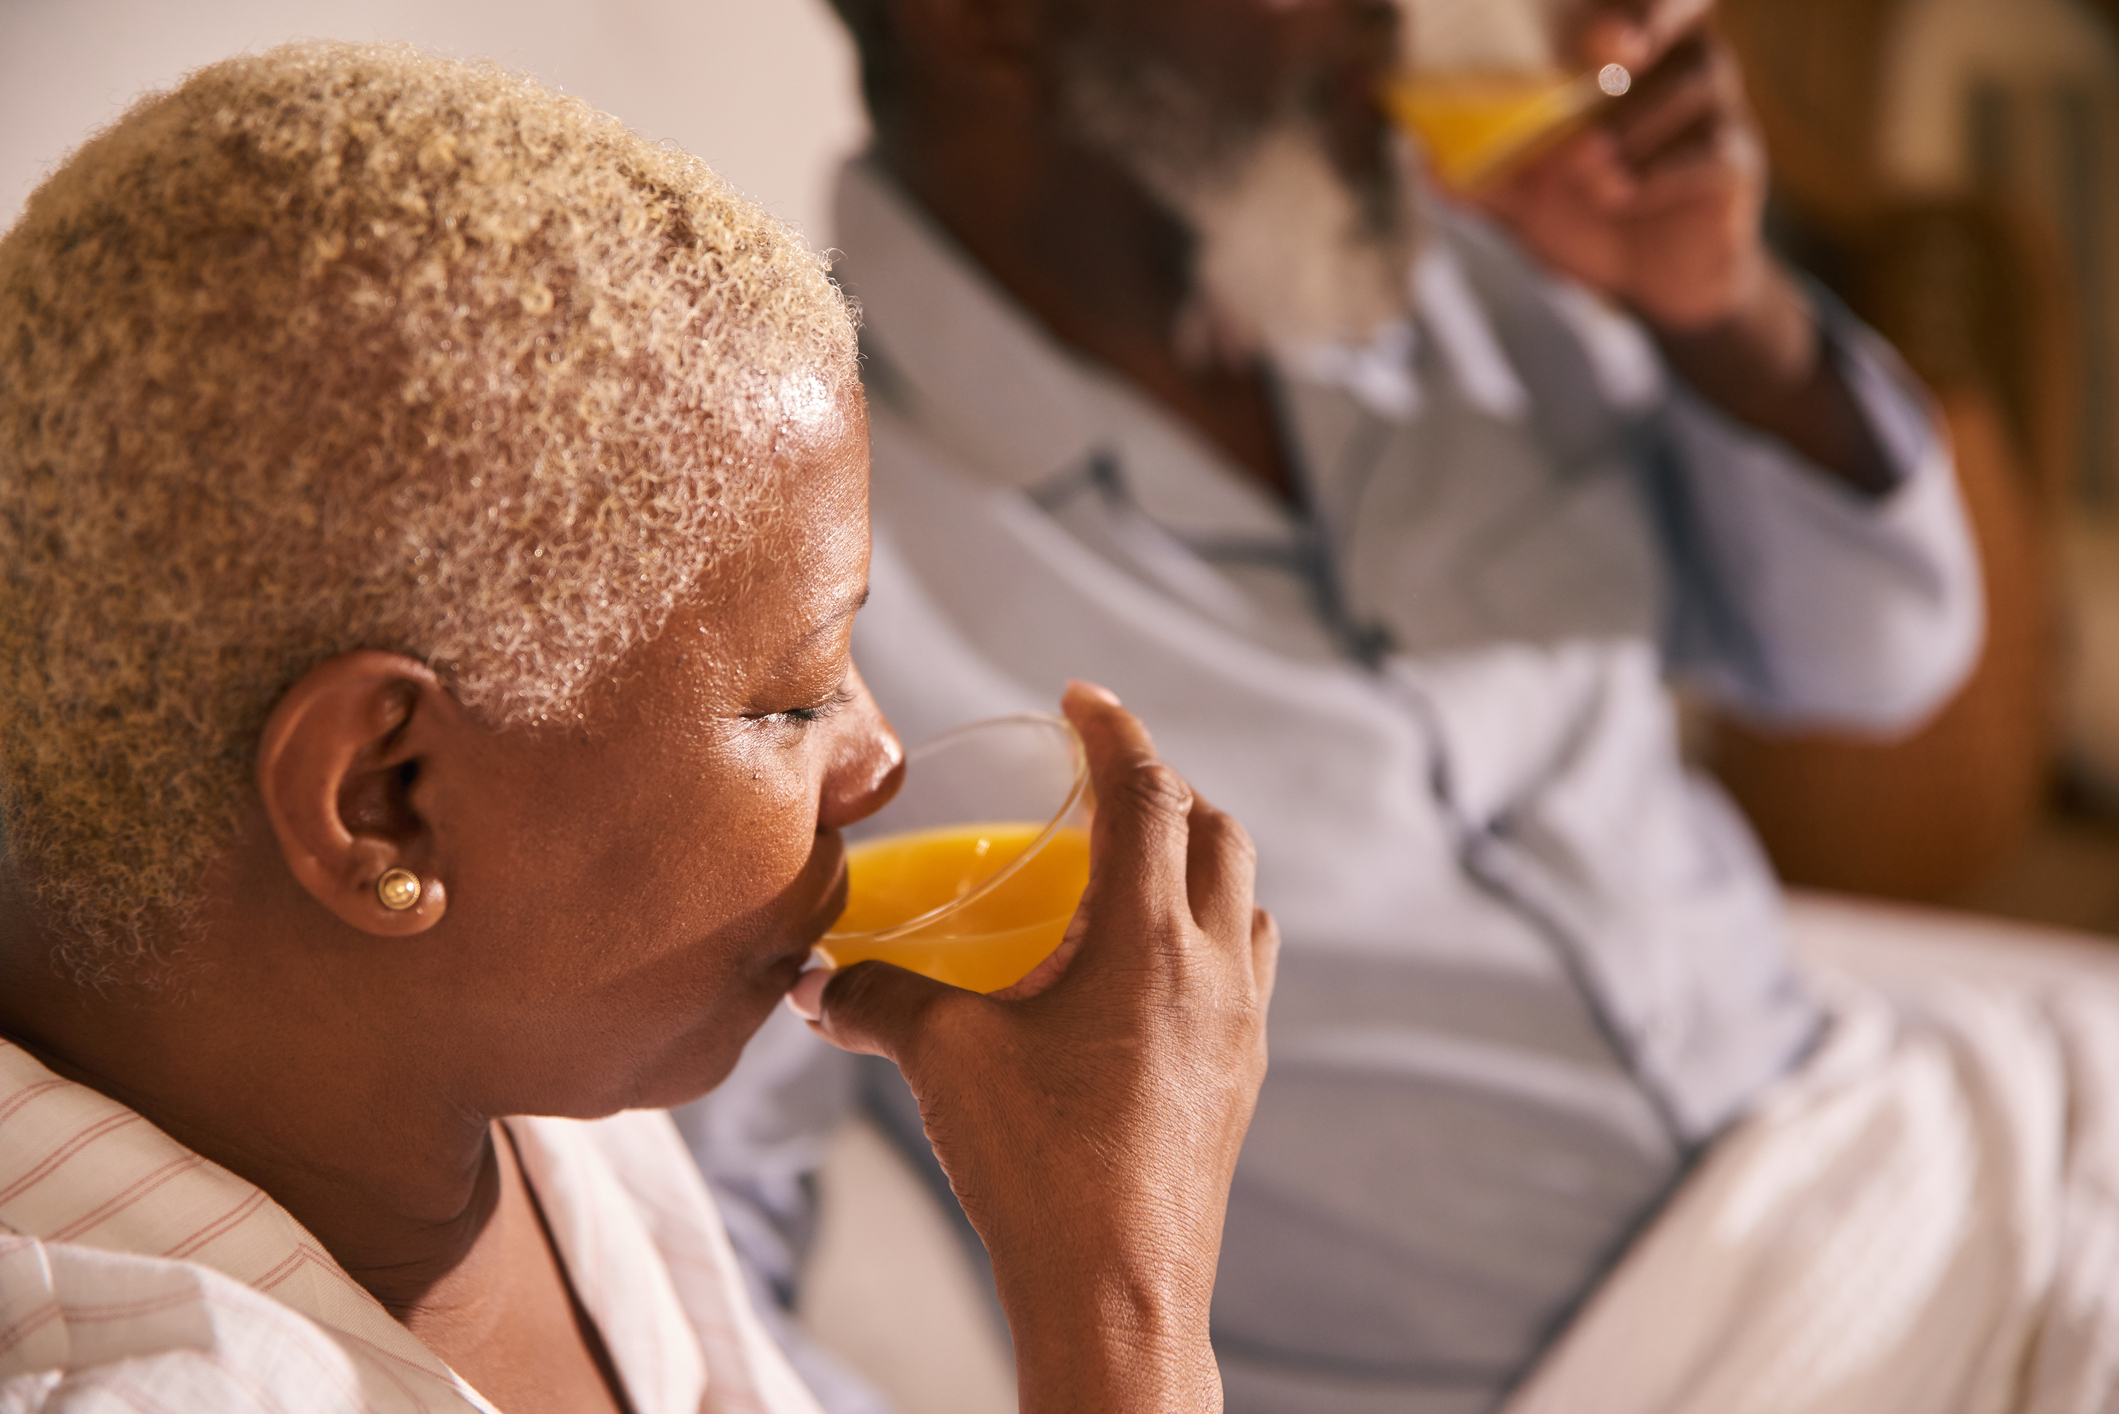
[1047,0,1420,354]
[1059,0,1404,189]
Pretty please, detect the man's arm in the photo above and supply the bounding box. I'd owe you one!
[1651,324,1985,731]
[1467,0,1983,729]
[1480,4,1898,495]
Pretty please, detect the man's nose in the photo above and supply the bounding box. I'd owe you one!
[817,663,904,833]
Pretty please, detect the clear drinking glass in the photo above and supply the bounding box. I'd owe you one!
[815,713,1092,994]
[1385,0,1632,192]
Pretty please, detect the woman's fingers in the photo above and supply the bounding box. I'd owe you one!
[798,959,973,1066]
[1250,907,1283,1003]
[988,921,1082,999]
[833,689,1273,1409]
[1185,795,1258,954]
[1061,681,1196,957]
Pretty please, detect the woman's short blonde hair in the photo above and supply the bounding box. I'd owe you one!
[0,41,859,973]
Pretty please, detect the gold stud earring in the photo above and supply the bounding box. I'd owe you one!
[376,868,423,912]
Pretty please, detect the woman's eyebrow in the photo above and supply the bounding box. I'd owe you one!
[796,585,870,643]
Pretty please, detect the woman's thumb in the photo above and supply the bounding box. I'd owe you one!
[790,960,966,1064]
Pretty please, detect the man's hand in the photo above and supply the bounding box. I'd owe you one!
[1472,0,1900,494]
[789,681,1279,1413]
[1479,1,1763,332]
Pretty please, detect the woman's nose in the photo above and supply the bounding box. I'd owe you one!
[817,663,903,833]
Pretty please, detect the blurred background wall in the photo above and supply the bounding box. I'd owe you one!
[1710,0,2119,932]
[3,0,2119,932]
[0,0,864,244]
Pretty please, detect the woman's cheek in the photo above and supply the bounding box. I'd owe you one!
[727,755,828,887]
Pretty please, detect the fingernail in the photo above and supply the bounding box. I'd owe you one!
[786,967,832,1022]
[1066,679,1122,707]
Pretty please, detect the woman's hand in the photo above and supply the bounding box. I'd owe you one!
[789,682,1278,1413]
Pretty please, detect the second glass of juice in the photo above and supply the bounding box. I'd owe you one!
[1382,0,1632,193]
[816,713,1091,994]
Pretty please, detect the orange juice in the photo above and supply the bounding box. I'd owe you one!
[817,822,1091,994]
[1384,71,1601,191]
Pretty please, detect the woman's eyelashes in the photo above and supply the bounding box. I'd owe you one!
[755,683,855,727]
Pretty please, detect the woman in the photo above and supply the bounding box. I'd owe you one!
[0,42,1275,1413]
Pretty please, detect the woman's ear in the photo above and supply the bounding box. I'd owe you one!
[256,651,457,937]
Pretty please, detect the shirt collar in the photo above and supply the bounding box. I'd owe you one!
[0,1039,472,1388]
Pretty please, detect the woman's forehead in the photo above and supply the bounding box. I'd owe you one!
[691,390,871,650]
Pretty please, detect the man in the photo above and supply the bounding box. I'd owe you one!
[679,0,1980,1409]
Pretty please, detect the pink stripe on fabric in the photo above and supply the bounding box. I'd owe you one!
[0,1299,62,1360]
[198,1348,308,1414]
[96,1369,190,1414]
[51,1154,206,1242]
[0,1110,144,1206]
[59,1288,211,1324]
[249,1247,309,1293]
[255,1243,394,1318]
[163,1189,271,1259]
[0,1078,67,1127]
[330,1326,471,1413]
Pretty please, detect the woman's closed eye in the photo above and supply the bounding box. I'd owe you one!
[751,683,855,727]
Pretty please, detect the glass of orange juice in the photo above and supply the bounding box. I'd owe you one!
[815,713,1091,994]
[1384,0,1632,193]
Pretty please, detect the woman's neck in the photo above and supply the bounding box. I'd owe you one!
[0,862,631,1414]
[0,857,499,1308]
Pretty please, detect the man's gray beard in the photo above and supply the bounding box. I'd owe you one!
[1057,46,1421,362]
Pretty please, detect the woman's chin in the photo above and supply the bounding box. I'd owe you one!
[627,973,808,1112]
[502,915,830,1119]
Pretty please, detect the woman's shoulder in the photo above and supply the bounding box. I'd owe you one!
[0,1230,479,1413]
[0,1042,495,1414]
